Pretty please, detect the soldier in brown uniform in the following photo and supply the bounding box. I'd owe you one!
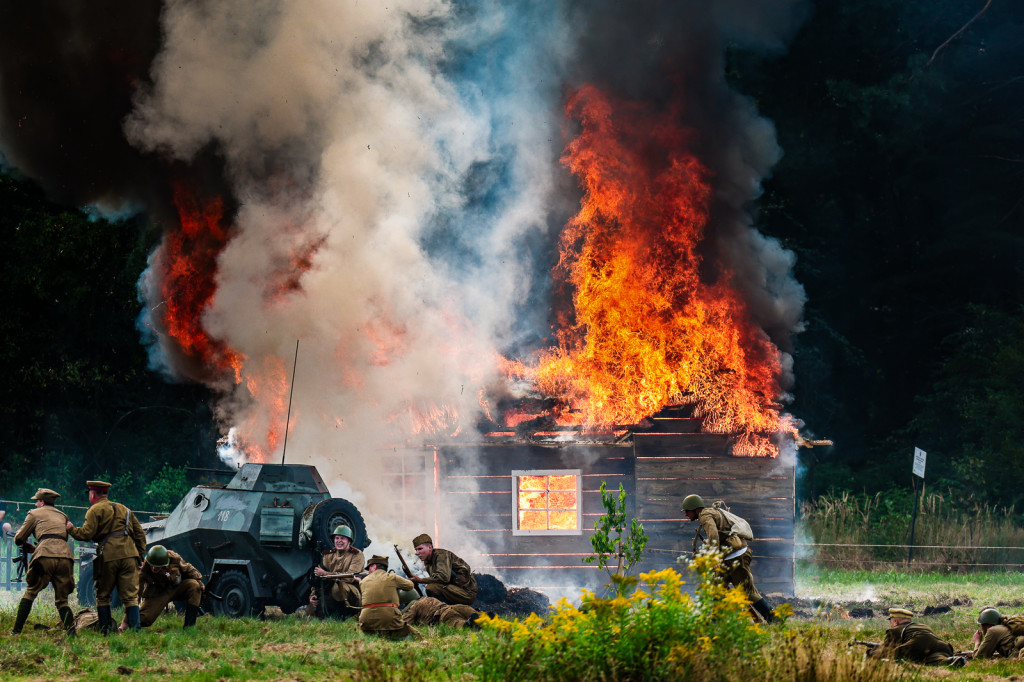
[118,545,205,631]
[11,488,76,635]
[402,596,483,630]
[967,607,1024,659]
[682,494,774,623]
[870,607,962,666]
[358,555,420,639]
[66,480,147,634]
[305,525,365,618]
[410,533,477,606]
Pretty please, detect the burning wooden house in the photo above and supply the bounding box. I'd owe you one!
[385,404,795,601]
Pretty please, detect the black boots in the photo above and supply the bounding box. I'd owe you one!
[97,605,114,635]
[752,597,776,624]
[183,604,199,629]
[57,606,75,637]
[10,598,33,634]
[125,605,141,632]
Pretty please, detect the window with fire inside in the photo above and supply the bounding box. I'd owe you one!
[512,470,582,536]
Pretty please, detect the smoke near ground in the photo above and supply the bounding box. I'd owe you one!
[0,1,809,525]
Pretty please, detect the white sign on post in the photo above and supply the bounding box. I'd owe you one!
[912,447,927,479]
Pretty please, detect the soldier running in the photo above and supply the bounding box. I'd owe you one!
[409,533,477,606]
[67,480,147,634]
[10,488,75,636]
[682,493,775,623]
[119,545,205,631]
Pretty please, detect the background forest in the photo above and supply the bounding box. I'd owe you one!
[0,0,1022,515]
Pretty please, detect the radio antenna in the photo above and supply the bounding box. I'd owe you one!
[281,339,300,465]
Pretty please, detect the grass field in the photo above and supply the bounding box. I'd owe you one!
[2,566,1024,681]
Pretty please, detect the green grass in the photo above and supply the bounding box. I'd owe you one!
[3,567,1024,681]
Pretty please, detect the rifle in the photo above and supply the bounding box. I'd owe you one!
[318,571,368,580]
[850,639,880,653]
[394,544,423,597]
[13,543,32,582]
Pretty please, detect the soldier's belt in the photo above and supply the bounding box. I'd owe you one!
[38,534,67,542]
[362,602,399,609]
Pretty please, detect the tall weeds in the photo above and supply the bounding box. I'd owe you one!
[800,490,1024,571]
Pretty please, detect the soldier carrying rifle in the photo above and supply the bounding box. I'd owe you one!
[10,488,75,636]
[305,525,364,618]
[866,607,966,667]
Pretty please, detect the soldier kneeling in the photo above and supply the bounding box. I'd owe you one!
[120,545,205,631]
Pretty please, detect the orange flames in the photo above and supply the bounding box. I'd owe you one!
[512,85,784,456]
[517,474,579,531]
[159,182,245,383]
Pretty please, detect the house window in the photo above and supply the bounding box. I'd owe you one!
[512,470,582,536]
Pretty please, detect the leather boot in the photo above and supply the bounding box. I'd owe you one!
[183,604,199,629]
[125,605,142,632]
[752,597,776,624]
[58,606,75,637]
[97,605,114,635]
[10,598,33,634]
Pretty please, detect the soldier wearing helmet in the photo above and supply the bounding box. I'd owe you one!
[120,544,205,631]
[306,524,364,618]
[681,493,774,624]
[967,607,1024,659]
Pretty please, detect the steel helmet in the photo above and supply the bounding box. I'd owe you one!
[977,607,1002,626]
[145,545,170,567]
[331,525,355,541]
[681,494,705,511]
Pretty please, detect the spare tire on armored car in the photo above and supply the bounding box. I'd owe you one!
[302,498,368,552]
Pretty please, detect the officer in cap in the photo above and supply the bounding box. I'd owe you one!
[11,488,75,635]
[871,607,964,666]
[306,524,364,618]
[681,493,774,623]
[119,544,205,631]
[67,480,146,634]
[410,533,477,606]
[358,554,420,639]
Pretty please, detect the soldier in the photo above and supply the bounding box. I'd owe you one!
[681,493,774,623]
[966,607,1024,659]
[410,533,477,606]
[871,607,964,666]
[306,525,364,618]
[10,488,75,636]
[358,555,420,639]
[402,596,484,630]
[119,545,204,631]
[67,480,146,634]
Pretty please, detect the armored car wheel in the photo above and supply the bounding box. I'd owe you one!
[210,570,261,619]
[310,498,368,551]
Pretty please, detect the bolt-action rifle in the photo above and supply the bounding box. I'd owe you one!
[13,542,33,582]
[318,571,368,580]
[850,639,880,653]
[394,544,424,597]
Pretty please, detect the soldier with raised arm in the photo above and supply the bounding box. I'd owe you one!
[409,533,477,606]
[10,488,75,636]
[67,480,146,634]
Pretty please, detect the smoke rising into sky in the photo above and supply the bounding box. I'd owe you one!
[0,0,809,519]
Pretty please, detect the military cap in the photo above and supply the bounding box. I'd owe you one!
[31,488,60,503]
[86,480,112,493]
[368,555,389,570]
[887,608,914,619]
[412,533,432,547]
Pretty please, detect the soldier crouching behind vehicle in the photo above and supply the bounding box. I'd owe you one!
[410,533,477,606]
[871,607,965,667]
[119,545,205,631]
[11,488,76,636]
[358,555,420,640]
[304,525,364,619]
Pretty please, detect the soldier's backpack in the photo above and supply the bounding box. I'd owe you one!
[1002,615,1024,637]
[711,501,754,541]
